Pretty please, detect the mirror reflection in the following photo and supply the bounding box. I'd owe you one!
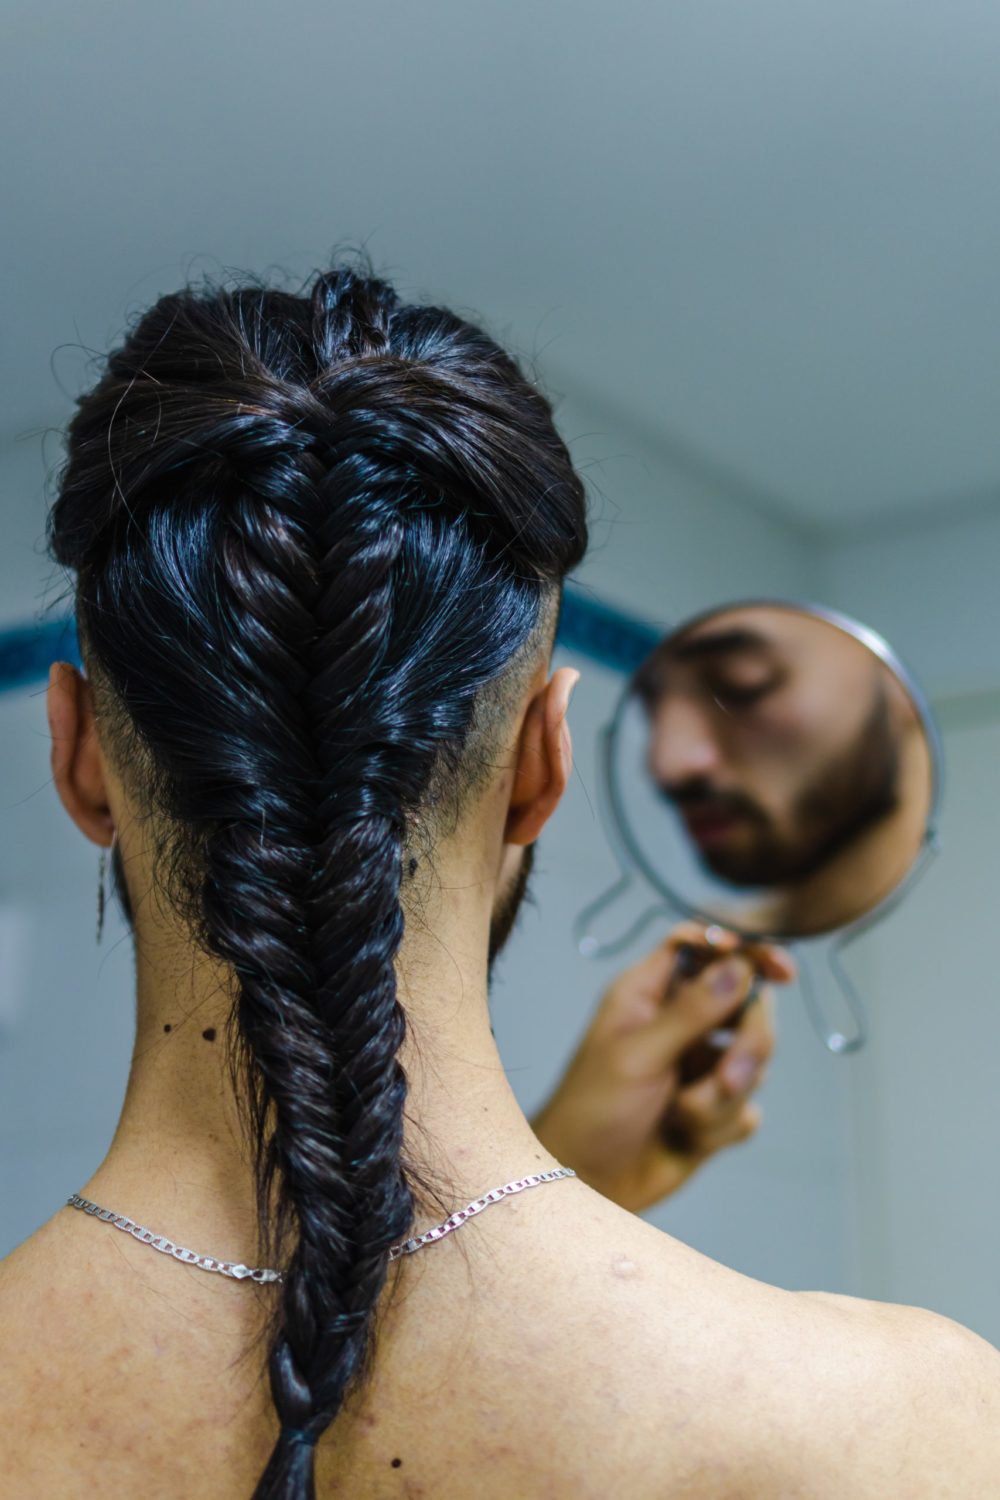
[615,602,937,938]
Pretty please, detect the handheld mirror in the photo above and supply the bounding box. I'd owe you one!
[574,601,943,1056]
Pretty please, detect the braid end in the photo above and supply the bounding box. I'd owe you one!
[251,1428,319,1500]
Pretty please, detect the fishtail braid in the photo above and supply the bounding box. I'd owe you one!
[46,259,589,1500]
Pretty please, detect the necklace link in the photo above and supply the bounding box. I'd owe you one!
[66,1194,283,1283]
[66,1166,577,1282]
[388,1167,577,1260]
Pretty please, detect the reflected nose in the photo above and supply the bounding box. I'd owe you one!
[647,696,722,786]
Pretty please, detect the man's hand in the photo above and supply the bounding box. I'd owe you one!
[530,922,796,1213]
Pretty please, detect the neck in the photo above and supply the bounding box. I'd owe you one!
[78,844,553,1268]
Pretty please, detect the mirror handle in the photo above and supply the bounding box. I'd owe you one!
[572,873,677,959]
[798,942,867,1054]
[803,827,942,1055]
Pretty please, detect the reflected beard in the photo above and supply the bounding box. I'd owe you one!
[691,684,901,888]
[487,840,538,981]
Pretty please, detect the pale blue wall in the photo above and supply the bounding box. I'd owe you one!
[819,508,1000,1343]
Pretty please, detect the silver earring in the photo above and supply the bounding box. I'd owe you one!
[97,830,117,944]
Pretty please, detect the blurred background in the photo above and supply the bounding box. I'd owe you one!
[2,1,998,1343]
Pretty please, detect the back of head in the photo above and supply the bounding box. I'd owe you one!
[46,262,588,1498]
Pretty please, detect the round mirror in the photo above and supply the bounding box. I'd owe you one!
[606,601,941,941]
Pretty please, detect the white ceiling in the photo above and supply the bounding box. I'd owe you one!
[5,0,1000,529]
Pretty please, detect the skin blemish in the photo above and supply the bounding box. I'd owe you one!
[201,1028,217,1043]
[391,1457,403,1468]
[408,856,418,876]
[611,1255,640,1280]
[163,1024,172,1033]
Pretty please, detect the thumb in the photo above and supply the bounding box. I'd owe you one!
[627,954,758,1074]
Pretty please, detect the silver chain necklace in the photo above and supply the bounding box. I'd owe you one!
[66,1167,576,1284]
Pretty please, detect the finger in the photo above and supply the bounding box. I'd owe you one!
[634,927,794,994]
[738,941,797,983]
[666,922,742,978]
[668,935,794,1001]
[647,921,742,990]
[670,920,742,951]
[717,988,777,1084]
[595,921,743,1031]
[673,1056,758,1126]
[638,953,758,1069]
[719,1048,770,1099]
[673,1032,770,1128]
[689,1100,763,1158]
[742,983,777,1043]
[709,1003,775,1096]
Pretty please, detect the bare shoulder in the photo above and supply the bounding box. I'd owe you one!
[641,1217,1000,1500]
[785,1288,1000,1496]
[550,1195,1000,1498]
[3,1186,999,1500]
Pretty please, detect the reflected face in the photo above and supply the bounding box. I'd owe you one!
[634,609,905,887]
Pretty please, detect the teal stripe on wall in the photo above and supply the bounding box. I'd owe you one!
[0,584,661,696]
[0,616,83,693]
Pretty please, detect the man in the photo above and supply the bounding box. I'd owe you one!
[3,262,995,1495]
[2,638,994,1498]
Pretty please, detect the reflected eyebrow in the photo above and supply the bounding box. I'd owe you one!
[670,628,773,662]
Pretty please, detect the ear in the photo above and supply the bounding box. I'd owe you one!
[46,661,115,848]
[503,667,580,847]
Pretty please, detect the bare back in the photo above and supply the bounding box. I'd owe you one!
[2,1179,998,1498]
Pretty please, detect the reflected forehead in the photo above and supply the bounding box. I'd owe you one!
[670,624,777,661]
[634,611,798,699]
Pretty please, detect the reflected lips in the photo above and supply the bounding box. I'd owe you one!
[679,806,741,847]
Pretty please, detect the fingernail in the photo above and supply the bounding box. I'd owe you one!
[725,1054,758,1091]
[712,958,747,998]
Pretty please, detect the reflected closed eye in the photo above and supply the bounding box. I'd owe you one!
[709,678,780,710]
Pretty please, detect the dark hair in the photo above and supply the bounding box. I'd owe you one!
[46,261,588,1497]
